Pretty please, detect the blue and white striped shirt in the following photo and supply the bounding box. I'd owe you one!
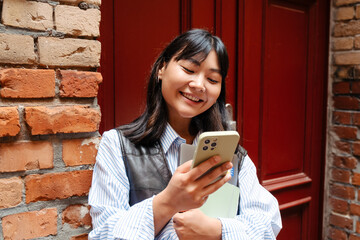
[88,124,282,239]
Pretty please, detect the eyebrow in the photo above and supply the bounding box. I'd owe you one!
[186,58,221,74]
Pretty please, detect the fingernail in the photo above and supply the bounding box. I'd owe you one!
[226,162,232,169]
[225,173,231,180]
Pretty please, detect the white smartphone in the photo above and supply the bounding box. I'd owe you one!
[191,131,240,173]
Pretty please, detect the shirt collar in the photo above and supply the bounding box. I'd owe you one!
[192,132,201,145]
[160,123,186,154]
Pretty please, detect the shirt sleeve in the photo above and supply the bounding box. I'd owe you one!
[218,155,282,240]
[88,130,156,240]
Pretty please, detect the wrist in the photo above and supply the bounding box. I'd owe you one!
[211,218,222,240]
[153,190,178,217]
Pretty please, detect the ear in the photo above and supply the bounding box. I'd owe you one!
[158,64,165,80]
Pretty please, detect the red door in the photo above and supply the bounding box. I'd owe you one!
[99,1,329,239]
[239,0,329,239]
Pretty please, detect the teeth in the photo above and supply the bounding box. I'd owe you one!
[182,92,201,102]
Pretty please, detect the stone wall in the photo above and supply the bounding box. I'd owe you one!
[0,0,101,239]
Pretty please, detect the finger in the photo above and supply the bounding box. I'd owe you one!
[176,160,193,173]
[202,171,232,196]
[197,161,233,185]
[189,156,222,180]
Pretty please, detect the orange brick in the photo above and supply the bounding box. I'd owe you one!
[329,227,347,240]
[331,184,355,200]
[353,112,360,125]
[0,68,55,98]
[25,170,92,203]
[357,221,360,234]
[70,233,88,240]
[335,140,352,154]
[333,37,354,51]
[333,125,358,140]
[333,96,360,110]
[0,107,20,137]
[2,208,57,239]
[24,106,101,135]
[333,111,351,125]
[333,155,357,169]
[62,204,91,229]
[332,168,351,183]
[352,173,360,186]
[0,177,22,209]
[335,51,360,65]
[329,213,353,229]
[333,82,351,94]
[351,203,360,216]
[336,7,355,21]
[62,137,100,166]
[331,198,349,214]
[351,233,360,240]
[0,141,53,173]
[353,142,360,156]
[352,82,360,94]
[334,21,360,37]
[59,70,102,98]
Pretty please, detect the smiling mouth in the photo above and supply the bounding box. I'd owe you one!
[181,92,203,102]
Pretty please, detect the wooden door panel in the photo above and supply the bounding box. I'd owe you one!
[240,0,328,239]
[191,0,215,31]
[114,0,180,126]
[277,203,309,240]
[241,0,263,167]
[262,2,308,180]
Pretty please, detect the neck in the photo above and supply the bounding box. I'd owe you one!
[168,118,195,144]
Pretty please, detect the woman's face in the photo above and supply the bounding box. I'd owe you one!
[158,50,222,125]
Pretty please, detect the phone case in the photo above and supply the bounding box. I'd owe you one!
[191,131,240,170]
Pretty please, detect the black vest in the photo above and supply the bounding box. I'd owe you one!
[116,129,247,206]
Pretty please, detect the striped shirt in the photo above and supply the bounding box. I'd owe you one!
[88,124,282,239]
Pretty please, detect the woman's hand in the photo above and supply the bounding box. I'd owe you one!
[153,156,232,235]
[162,156,232,212]
[173,209,222,240]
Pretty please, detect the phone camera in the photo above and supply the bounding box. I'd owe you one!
[203,146,208,151]
[204,139,210,144]
[211,142,217,147]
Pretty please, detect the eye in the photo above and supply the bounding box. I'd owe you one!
[181,66,194,74]
[208,78,220,84]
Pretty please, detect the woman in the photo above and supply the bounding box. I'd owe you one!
[89,29,282,239]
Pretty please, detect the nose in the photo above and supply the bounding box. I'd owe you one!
[189,75,206,92]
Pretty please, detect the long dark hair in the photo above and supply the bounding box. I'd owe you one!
[119,29,230,146]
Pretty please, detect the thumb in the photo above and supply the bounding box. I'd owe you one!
[173,212,184,227]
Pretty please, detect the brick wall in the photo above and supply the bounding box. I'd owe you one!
[0,0,101,239]
[327,0,360,239]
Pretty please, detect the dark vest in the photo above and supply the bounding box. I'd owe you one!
[116,129,247,206]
